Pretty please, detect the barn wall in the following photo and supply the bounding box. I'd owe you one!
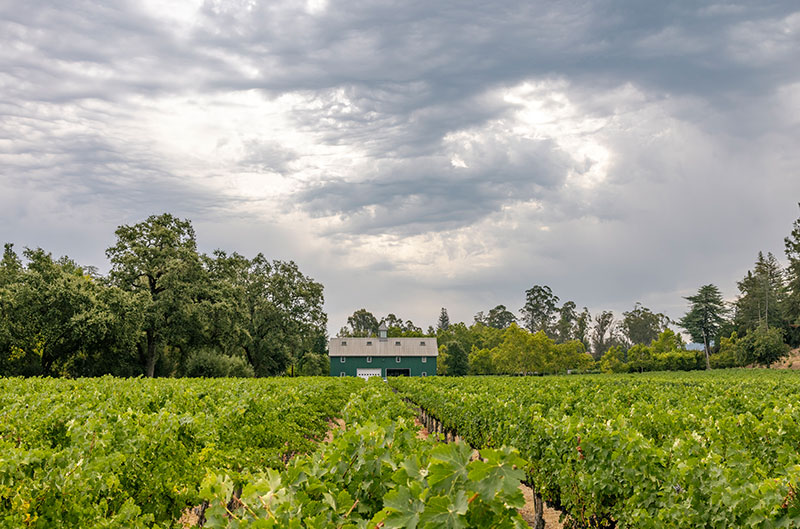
[329,355,436,377]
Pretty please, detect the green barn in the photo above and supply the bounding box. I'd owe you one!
[329,323,438,379]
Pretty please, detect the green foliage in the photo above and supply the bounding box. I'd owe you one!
[391,371,800,529]
[443,341,469,376]
[0,377,362,528]
[739,324,790,367]
[599,345,627,373]
[297,351,330,376]
[339,309,379,337]
[475,304,517,329]
[591,310,621,359]
[437,307,450,331]
[680,283,729,369]
[466,324,592,375]
[734,252,787,336]
[710,331,744,369]
[184,348,255,377]
[0,247,143,376]
[200,383,527,529]
[621,302,669,346]
[785,203,800,346]
[650,328,685,354]
[627,343,653,372]
[520,284,559,336]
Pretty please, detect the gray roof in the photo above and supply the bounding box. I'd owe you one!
[329,337,438,357]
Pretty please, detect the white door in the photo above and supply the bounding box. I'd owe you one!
[356,368,382,380]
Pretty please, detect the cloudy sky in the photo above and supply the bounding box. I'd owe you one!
[2,0,799,333]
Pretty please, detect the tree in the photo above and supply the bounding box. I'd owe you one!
[590,311,619,360]
[486,304,516,329]
[627,344,653,373]
[739,324,790,367]
[340,309,379,337]
[554,301,577,344]
[382,314,423,337]
[1,248,142,376]
[520,285,559,336]
[574,307,591,352]
[443,341,468,376]
[621,302,669,346]
[106,213,204,377]
[437,308,450,331]
[785,203,800,346]
[469,348,494,375]
[211,253,327,376]
[680,284,729,370]
[599,345,627,373]
[734,252,786,334]
[0,243,22,287]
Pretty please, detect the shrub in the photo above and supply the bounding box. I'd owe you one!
[185,348,254,378]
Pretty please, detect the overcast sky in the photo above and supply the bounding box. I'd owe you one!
[2,0,799,334]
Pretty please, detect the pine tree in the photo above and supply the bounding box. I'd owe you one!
[784,204,800,346]
[437,307,450,331]
[680,284,729,370]
[734,252,786,334]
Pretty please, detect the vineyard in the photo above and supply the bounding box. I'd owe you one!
[390,370,800,528]
[0,377,527,528]
[3,372,800,528]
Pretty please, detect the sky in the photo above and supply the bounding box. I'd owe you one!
[1,0,799,335]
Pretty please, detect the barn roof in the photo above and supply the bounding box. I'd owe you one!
[329,337,438,357]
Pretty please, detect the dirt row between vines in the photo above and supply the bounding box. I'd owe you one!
[413,418,564,529]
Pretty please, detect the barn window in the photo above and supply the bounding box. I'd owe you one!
[367,356,372,363]
[420,341,426,346]
[366,341,372,346]
[395,341,401,346]
[340,372,346,377]
[396,356,401,363]
[421,357,427,363]
[421,372,427,377]
[341,341,347,346]
[340,357,346,363]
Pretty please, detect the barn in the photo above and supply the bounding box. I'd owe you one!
[328,323,438,379]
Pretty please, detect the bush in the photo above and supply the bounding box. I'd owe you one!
[600,346,628,373]
[652,350,704,371]
[739,325,790,367]
[298,352,329,376]
[710,331,743,369]
[184,348,255,378]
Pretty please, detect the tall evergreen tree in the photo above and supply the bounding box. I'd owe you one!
[437,307,450,331]
[734,252,786,335]
[785,204,800,346]
[679,284,729,370]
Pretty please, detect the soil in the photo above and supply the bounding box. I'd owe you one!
[771,348,800,369]
[518,484,564,529]
[324,417,346,442]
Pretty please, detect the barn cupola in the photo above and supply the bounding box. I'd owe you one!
[378,321,388,341]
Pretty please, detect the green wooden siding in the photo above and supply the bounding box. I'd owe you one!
[330,355,436,377]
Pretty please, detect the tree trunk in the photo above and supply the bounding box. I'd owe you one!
[533,491,544,529]
[703,332,711,370]
[145,328,157,377]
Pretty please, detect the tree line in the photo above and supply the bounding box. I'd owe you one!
[341,204,800,375]
[0,214,328,378]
